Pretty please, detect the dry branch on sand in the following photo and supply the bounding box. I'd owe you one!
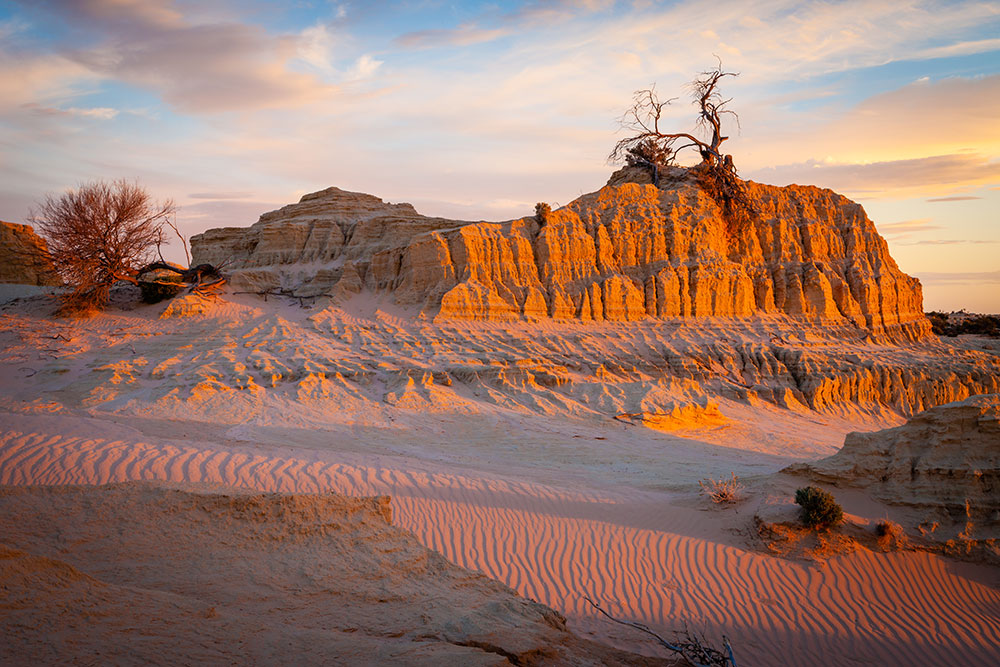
[585,597,737,666]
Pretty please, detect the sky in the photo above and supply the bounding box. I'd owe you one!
[1,0,998,312]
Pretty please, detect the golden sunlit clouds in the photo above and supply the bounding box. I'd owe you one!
[825,75,1000,163]
[753,153,1000,199]
[1,0,999,309]
[741,75,1000,196]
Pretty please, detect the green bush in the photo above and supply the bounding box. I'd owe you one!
[925,311,1000,338]
[795,486,843,530]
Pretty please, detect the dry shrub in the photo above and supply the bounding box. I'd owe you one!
[534,202,552,225]
[875,520,908,552]
[32,179,176,314]
[753,514,859,562]
[699,472,744,505]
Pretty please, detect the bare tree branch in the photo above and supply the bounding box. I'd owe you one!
[609,62,741,171]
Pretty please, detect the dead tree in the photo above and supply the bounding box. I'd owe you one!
[610,62,739,170]
[609,62,755,232]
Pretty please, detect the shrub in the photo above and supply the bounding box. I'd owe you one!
[875,520,907,551]
[32,179,176,313]
[535,202,552,225]
[699,472,744,504]
[795,486,843,530]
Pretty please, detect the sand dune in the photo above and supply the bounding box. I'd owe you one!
[3,418,998,666]
[3,482,664,666]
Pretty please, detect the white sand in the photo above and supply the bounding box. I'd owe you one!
[1,293,998,665]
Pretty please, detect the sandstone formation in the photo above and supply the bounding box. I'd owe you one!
[1,482,666,665]
[191,168,929,339]
[192,187,467,298]
[0,222,60,286]
[788,394,1000,520]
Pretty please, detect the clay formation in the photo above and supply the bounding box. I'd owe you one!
[0,222,60,286]
[192,168,929,340]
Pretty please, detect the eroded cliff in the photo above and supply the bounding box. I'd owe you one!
[191,168,928,339]
[0,222,60,286]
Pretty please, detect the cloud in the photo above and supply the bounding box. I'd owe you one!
[24,0,338,113]
[298,23,338,75]
[187,192,253,200]
[0,52,98,111]
[350,55,383,80]
[751,153,1000,197]
[915,270,1000,284]
[926,196,982,202]
[898,239,999,246]
[395,25,511,49]
[21,103,119,119]
[911,37,1000,60]
[877,218,944,238]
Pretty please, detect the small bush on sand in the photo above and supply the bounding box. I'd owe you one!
[535,202,552,225]
[699,472,744,504]
[875,520,907,551]
[795,486,843,530]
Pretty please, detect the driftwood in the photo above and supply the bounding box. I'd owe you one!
[584,597,737,667]
[138,261,221,284]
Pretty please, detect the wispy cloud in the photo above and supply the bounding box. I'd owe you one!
[899,239,999,246]
[877,218,944,239]
[916,270,1000,284]
[187,192,254,200]
[926,196,982,202]
[751,153,1000,197]
[395,25,510,49]
[911,37,1000,60]
[21,103,119,119]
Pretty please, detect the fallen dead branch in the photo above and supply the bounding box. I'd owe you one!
[232,289,320,307]
[584,597,737,667]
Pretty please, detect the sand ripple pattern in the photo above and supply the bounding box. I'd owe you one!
[3,429,999,666]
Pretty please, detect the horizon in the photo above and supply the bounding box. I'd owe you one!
[1,0,998,312]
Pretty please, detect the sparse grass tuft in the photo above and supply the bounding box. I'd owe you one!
[699,472,744,505]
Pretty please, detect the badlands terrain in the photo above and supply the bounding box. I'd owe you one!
[2,168,999,665]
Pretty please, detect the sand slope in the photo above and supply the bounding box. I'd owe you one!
[2,295,999,665]
[1,482,668,666]
[2,416,999,666]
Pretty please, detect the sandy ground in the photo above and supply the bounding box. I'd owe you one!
[1,290,999,665]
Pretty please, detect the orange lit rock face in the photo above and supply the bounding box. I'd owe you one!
[0,222,60,286]
[191,169,928,339]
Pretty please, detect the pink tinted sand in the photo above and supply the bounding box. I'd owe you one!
[2,416,998,666]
